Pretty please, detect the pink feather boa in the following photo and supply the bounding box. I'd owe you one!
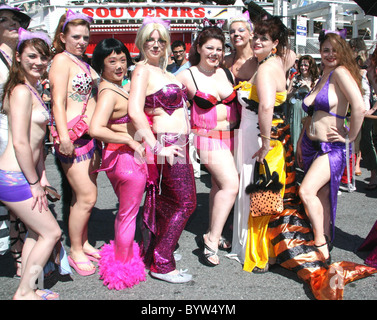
[98,241,146,290]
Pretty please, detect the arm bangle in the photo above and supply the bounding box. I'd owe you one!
[29,178,39,185]
[260,134,271,140]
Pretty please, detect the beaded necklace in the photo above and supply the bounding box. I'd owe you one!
[258,53,276,66]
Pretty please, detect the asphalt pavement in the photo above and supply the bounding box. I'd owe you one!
[0,151,376,307]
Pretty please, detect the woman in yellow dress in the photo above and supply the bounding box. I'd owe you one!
[228,16,292,273]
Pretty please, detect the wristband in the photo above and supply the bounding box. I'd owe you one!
[29,178,39,185]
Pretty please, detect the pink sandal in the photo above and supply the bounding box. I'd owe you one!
[85,251,101,263]
[68,256,95,276]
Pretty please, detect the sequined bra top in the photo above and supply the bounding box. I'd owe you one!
[64,51,98,96]
[144,84,187,115]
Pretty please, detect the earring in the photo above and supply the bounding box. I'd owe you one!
[271,47,277,54]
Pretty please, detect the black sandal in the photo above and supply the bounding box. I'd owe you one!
[252,263,269,274]
[315,240,331,265]
[199,235,219,267]
[218,236,231,251]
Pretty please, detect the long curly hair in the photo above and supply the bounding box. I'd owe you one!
[318,31,362,92]
[297,55,319,88]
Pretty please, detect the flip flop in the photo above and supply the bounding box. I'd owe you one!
[36,289,60,300]
[85,251,101,262]
[68,256,95,276]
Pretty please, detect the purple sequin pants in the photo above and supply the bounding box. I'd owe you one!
[143,135,196,274]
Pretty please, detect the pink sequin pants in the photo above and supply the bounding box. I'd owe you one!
[96,144,147,289]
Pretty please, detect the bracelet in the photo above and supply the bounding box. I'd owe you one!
[152,141,163,155]
[260,134,271,140]
[29,178,39,185]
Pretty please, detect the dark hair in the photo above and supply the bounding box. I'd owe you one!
[253,16,289,58]
[348,37,367,52]
[298,55,319,88]
[189,26,225,66]
[172,40,186,51]
[91,38,133,77]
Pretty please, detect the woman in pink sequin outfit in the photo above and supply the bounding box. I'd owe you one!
[128,18,196,283]
[90,38,146,289]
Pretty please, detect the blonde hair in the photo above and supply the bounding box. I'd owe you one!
[135,22,171,70]
[229,17,253,34]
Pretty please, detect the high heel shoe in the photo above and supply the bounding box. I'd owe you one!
[198,234,219,267]
[315,241,331,265]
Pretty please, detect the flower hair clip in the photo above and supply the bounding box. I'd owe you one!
[203,18,225,29]
[142,16,171,30]
[17,28,52,51]
[63,9,94,31]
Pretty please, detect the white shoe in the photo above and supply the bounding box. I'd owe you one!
[174,252,182,262]
[150,269,192,283]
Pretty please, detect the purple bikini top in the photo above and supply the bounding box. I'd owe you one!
[302,71,345,120]
[144,84,187,115]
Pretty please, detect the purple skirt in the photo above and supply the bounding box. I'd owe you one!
[301,132,346,241]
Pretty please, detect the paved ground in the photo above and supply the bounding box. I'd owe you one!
[0,152,376,307]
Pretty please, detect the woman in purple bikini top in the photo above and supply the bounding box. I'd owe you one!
[302,70,345,120]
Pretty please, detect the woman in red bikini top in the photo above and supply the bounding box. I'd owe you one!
[48,10,101,276]
[177,25,238,267]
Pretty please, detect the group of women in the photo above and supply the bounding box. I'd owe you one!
[0,4,373,300]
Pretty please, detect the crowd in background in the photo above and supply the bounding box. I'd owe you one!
[0,4,377,300]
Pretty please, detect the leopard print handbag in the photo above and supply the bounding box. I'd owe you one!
[245,159,284,217]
